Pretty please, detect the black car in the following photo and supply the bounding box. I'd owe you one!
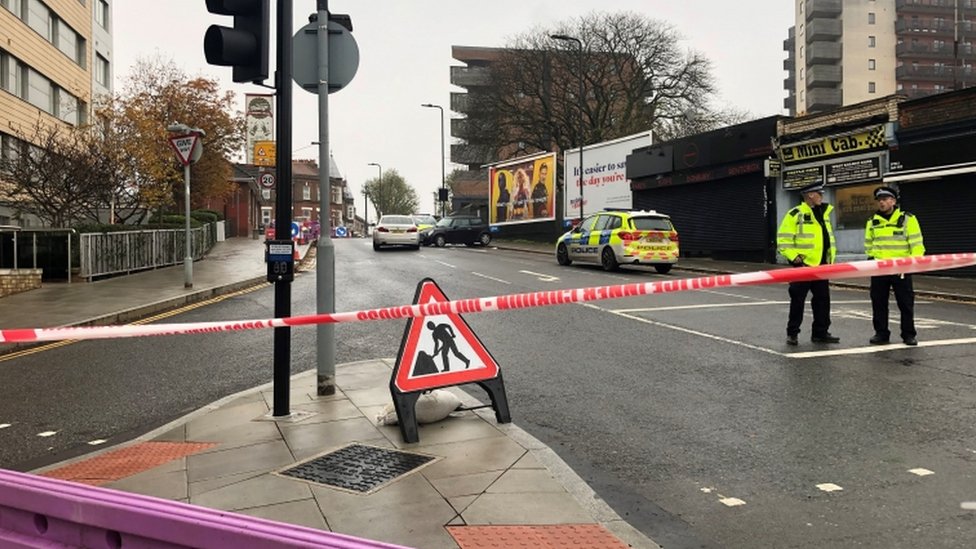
[423,215,491,247]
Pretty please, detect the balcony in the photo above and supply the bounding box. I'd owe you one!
[807,42,842,63]
[896,0,955,11]
[806,0,841,20]
[806,88,842,112]
[806,64,842,87]
[451,143,495,166]
[784,75,796,89]
[896,41,958,58]
[895,18,956,36]
[450,92,469,114]
[896,64,959,81]
[806,18,842,42]
[784,57,795,71]
[784,95,796,113]
[450,65,491,88]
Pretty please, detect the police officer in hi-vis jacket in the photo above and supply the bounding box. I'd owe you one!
[777,182,840,346]
[864,185,925,346]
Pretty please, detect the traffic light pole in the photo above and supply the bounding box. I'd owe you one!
[316,0,337,396]
[272,0,294,417]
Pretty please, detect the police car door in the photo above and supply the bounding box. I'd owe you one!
[570,215,600,262]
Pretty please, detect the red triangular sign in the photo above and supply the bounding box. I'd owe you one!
[393,279,500,393]
[168,134,198,166]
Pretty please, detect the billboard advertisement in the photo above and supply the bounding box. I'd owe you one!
[488,152,556,225]
[245,94,274,165]
[563,130,652,221]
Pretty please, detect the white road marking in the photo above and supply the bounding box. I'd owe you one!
[434,260,456,268]
[615,300,869,313]
[908,468,935,476]
[961,502,976,510]
[0,423,10,429]
[817,483,843,492]
[719,497,746,507]
[700,487,714,493]
[88,439,107,446]
[787,337,976,359]
[37,431,57,437]
[471,272,511,284]
[518,270,559,282]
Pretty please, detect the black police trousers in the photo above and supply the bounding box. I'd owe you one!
[787,280,831,337]
[870,274,915,340]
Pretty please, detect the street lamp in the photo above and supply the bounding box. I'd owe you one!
[166,122,206,289]
[367,162,381,217]
[421,103,446,218]
[551,33,585,220]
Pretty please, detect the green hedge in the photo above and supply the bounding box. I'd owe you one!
[195,208,224,221]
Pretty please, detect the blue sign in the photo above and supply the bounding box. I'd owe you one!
[335,226,348,237]
[290,222,300,238]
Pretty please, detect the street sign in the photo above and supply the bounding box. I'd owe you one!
[259,172,276,188]
[168,135,198,166]
[292,20,360,94]
[290,221,301,238]
[393,280,500,393]
[335,226,348,237]
[253,141,276,167]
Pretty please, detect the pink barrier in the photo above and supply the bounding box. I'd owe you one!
[0,469,409,549]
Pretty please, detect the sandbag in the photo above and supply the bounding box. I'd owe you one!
[376,389,462,426]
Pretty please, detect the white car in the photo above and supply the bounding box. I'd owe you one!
[372,215,421,251]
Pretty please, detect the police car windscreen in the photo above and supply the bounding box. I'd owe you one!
[631,217,672,231]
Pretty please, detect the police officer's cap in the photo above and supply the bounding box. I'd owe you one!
[874,186,897,200]
[799,182,824,194]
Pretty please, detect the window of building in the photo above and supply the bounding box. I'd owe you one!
[261,189,271,200]
[26,68,52,112]
[55,21,82,65]
[869,35,876,47]
[868,59,876,70]
[55,88,79,125]
[868,12,875,25]
[95,54,109,86]
[0,51,19,96]
[261,207,272,226]
[800,68,804,80]
[1,0,23,17]
[95,0,108,29]
[27,0,52,40]
[302,184,311,200]
[868,81,876,93]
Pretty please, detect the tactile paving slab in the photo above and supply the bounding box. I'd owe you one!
[278,443,436,494]
[447,524,630,548]
[41,441,216,486]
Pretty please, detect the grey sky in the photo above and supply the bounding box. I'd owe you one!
[114,1,792,214]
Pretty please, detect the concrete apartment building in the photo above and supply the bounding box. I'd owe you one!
[0,0,113,226]
[784,0,975,115]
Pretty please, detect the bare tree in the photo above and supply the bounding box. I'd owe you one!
[0,119,113,227]
[465,11,733,163]
[362,168,419,216]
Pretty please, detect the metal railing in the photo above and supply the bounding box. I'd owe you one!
[79,224,216,280]
[0,227,76,283]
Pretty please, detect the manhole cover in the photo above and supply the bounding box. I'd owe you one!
[278,443,437,494]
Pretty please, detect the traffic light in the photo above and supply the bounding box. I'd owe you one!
[438,187,449,202]
[203,0,269,84]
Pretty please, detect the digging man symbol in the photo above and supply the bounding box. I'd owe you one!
[427,321,470,372]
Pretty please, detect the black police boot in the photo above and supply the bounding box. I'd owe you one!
[811,333,840,344]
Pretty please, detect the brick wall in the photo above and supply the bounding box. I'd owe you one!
[0,269,42,298]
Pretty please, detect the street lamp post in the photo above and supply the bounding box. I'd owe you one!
[362,188,369,236]
[551,34,585,220]
[420,103,446,218]
[367,162,382,217]
[166,122,205,289]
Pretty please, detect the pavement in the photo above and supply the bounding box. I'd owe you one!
[2,236,973,548]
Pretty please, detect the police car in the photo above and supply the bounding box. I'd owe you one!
[555,209,679,273]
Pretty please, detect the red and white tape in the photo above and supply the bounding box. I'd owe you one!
[1,254,973,344]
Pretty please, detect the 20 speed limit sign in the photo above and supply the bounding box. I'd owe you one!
[259,172,276,189]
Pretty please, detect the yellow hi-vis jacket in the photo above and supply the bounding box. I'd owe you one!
[864,208,925,259]
[777,202,836,267]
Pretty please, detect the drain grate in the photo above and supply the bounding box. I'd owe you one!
[278,443,437,494]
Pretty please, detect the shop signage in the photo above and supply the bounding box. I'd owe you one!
[825,156,881,185]
[780,126,886,164]
[782,165,824,190]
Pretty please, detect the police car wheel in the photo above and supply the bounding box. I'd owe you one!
[601,247,619,271]
[556,243,572,265]
[654,264,672,274]
[435,235,447,247]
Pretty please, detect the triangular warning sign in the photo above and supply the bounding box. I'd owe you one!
[393,279,500,393]
[168,134,198,166]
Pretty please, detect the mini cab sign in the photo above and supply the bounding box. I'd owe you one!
[392,279,499,393]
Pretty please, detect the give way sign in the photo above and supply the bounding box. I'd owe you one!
[169,134,198,166]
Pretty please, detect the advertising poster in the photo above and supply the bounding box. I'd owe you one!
[835,183,877,230]
[489,153,556,225]
[245,94,274,165]
[563,131,652,221]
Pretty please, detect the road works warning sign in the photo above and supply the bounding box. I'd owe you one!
[393,279,500,393]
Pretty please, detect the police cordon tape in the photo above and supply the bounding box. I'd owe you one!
[1,254,974,345]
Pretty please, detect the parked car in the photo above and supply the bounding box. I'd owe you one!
[412,214,437,232]
[555,209,679,273]
[424,215,491,247]
[372,215,421,251]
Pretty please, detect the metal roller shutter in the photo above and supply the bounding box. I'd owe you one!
[899,174,976,276]
[633,177,769,260]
